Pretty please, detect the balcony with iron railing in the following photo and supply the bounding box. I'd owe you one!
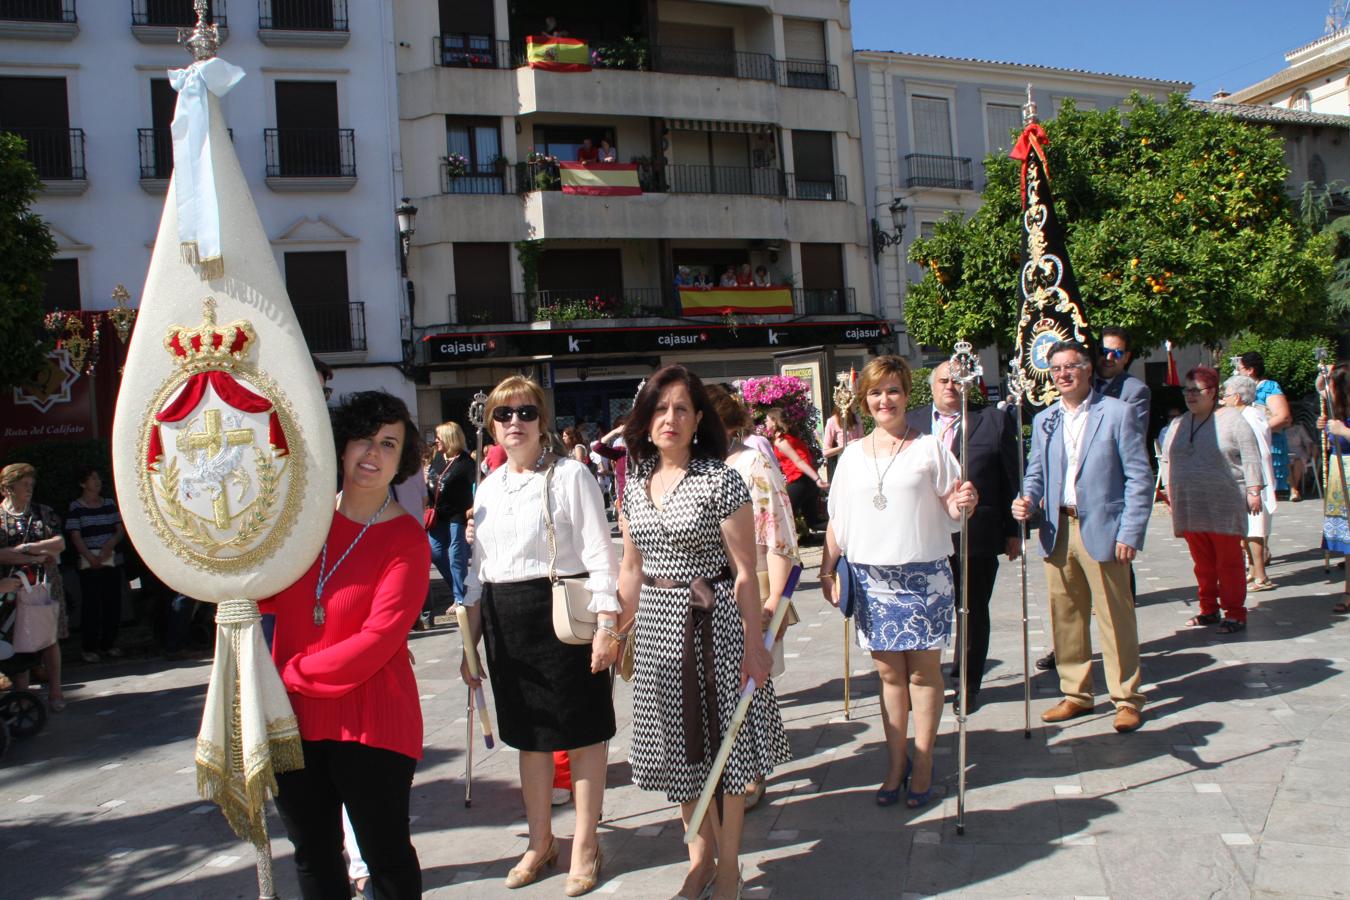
[138,127,231,190]
[132,0,225,42]
[793,287,855,316]
[0,0,77,38]
[263,127,356,191]
[4,126,86,192]
[787,173,846,202]
[295,301,365,354]
[434,34,515,69]
[904,153,974,191]
[441,159,514,195]
[777,58,839,91]
[257,0,347,46]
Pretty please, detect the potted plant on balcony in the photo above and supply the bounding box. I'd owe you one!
[526,147,560,190]
[445,152,470,178]
[491,154,509,175]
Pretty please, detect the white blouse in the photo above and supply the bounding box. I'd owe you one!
[827,433,962,566]
[463,458,619,612]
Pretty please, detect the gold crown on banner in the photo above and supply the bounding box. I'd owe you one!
[162,298,256,374]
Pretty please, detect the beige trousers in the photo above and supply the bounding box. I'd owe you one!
[1044,515,1145,711]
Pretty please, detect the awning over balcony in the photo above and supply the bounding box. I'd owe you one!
[667,119,775,134]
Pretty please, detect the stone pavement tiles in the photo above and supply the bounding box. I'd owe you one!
[1,499,1347,898]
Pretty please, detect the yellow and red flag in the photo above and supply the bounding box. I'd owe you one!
[559,162,641,196]
[679,286,793,315]
[526,35,591,72]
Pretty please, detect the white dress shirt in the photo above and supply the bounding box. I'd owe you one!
[826,435,962,565]
[463,457,619,612]
[1061,397,1092,507]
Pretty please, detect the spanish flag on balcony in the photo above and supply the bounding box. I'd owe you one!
[680,286,794,315]
[559,162,641,196]
[526,35,591,72]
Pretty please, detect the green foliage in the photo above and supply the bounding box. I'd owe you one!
[514,239,544,301]
[906,94,1333,352]
[0,439,113,521]
[1224,333,1330,398]
[0,132,57,390]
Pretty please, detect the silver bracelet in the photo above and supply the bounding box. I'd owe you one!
[598,625,627,644]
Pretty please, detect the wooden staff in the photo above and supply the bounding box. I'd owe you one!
[1006,360,1032,740]
[460,390,495,808]
[950,341,981,837]
[685,565,803,843]
[832,372,857,720]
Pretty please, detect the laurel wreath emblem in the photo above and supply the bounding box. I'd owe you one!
[153,449,281,558]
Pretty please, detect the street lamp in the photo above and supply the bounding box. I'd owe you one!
[396,197,418,276]
[871,197,908,264]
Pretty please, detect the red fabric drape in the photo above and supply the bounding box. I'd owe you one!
[1009,123,1050,206]
[145,370,289,471]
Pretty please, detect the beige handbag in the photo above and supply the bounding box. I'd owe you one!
[543,464,597,645]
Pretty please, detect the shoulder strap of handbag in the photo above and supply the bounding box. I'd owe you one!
[542,461,558,583]
[428,457,453,509]
[3,508,36,580]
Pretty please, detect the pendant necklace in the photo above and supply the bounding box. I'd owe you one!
[502,447,549,495]
[313,493,391,626]
[871,428,910,510]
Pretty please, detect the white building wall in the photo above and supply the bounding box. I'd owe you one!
[0,2,412,411]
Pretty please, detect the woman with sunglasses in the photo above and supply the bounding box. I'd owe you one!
[460,375,619,897]
[1161,366,1264,635]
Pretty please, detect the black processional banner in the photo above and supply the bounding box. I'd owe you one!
[1009,121,1091,406]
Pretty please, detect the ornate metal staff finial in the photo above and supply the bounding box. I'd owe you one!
[179,0,220,62]
[950,340,983,385]
[1005,358,1026,403]
[1022,83,1038,125]
[468,390,487,429]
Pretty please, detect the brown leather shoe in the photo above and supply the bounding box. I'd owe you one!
[1040,699,1093,723]
[1113,706,1143,733]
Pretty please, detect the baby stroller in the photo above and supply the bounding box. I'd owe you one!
[0,590,49,763]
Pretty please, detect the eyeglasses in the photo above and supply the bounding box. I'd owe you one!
[1099,348,1126,360]
[491,404,540,423]
[1182,387,1212,396]
[1049,364,1088,376]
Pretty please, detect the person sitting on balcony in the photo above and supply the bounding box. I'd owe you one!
[577,139,599,164]
[719,266,739,288]
[674,266,693,287]
[598,139,617,163]
[542,16,569,38]
[736,264,754,287]
[693,271,713,289]
[754,266,772,287]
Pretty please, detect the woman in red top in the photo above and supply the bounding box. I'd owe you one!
[766,408,827,530]
[263,391,431,900]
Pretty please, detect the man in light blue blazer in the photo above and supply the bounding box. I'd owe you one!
[1013,341,1153,733]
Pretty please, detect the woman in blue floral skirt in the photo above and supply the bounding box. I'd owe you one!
[819,356,977,810]
[1320,363,1350,614]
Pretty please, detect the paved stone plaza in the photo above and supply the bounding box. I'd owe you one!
[2,498,1348,899]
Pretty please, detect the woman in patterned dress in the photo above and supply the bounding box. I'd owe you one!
[0,463,68,711]
[706,384,799,811]
[819,356,977,809]
[1319,363,1350,613]
[619,365,788,900]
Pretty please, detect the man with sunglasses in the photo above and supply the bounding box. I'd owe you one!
[1094,327,1151,431]
[1013,341,1152,733]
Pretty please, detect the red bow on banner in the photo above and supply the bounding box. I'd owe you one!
[1009,123,1050,207]
[146,370,288,471]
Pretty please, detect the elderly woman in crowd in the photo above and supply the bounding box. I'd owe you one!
[1321,363,1350,613]
[1163,367,1264,635]
[425,421,476,609]
[262,391,430,899]
[1222,375,1278,591]
[619,365,787,900]
[1237,351,1292,495]
[819,356,977,810]
[0,463,68,711]
[461,375,619,896]
[706,384,799,811]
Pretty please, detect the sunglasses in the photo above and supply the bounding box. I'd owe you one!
[491,404,540,423]
[1099,348,1126,360]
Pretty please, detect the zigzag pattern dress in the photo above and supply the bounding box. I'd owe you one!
[623,455,792,803]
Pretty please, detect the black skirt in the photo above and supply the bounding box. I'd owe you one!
[480,578,615,752]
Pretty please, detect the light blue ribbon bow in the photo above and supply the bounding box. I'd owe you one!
[169,57,245,277]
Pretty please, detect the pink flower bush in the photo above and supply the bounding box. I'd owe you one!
[739,374,823,465]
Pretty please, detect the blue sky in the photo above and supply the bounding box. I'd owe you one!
[853,0,1338,99]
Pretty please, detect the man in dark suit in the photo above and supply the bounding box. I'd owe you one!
[908,361,1021,712]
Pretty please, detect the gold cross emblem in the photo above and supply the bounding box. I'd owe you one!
[176,408,255,528]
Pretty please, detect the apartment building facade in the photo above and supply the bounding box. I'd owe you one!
[395,0,877,436]
[0,0,409,419]
[853,50,1187,373]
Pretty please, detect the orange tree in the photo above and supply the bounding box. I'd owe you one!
[0,132,56,389]
[905,93,1333,352]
